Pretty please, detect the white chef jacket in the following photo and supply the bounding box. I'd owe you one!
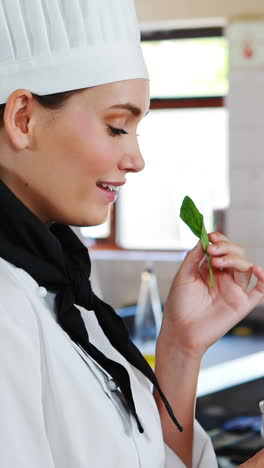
[0,256,218,468]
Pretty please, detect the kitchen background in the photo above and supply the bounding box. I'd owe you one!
[77,6,264,463]
[77,0,264,314]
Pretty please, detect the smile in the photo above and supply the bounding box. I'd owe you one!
[97,183,120,192]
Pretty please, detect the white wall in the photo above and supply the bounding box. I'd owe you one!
[226,21,264,272]
[90,251,183,310]
[135,0,264,22]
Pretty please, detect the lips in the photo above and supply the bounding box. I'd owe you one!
[96,181,126,192]
[96,181,126,187]
[96,181,125,202]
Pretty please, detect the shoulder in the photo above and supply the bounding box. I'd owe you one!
[0,257,40,346]
[0,255,26,288]
[0,256,33,305]
[0,256,40,301]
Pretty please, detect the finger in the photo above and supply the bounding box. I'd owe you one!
[208,232,228,243]
[212,254,253,291]
[233,269,252,292]
[207,240,245,258]
[211,254,253,272]
[176,241,204,283]
[199,256,251,291]
[198,254,212,284]
[247,265,264,309]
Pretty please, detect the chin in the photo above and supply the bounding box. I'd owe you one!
[69,212,109,228]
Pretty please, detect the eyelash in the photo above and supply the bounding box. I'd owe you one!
[107,125,128,137]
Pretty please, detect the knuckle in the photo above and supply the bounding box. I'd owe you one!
[236,243,245,255]
[225,254,234,265]
[227,241,245,257]
[219,240,228,249]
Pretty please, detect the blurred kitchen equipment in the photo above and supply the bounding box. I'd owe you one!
[133,262,162,363]
[259,400,264,438]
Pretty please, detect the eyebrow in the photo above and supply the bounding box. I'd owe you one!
[109,103,149,117]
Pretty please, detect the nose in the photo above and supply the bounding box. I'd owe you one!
[118,138,145,173]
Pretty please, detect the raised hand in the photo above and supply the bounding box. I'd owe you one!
[159,232,264,358]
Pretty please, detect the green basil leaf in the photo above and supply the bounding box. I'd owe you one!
[180,195,214,288]
[180,196,203,238]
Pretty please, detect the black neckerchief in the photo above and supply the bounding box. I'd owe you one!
[0,180,182,433]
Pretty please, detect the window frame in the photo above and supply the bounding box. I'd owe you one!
[92,26,226,251]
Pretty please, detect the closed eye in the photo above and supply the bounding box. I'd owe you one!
[107,126,128,137]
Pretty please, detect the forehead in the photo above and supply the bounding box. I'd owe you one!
[78,79,150,115]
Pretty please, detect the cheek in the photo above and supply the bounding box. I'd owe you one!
[61,111,116,173]
[70,111,94,141]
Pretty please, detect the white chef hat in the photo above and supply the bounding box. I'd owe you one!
[0,0,148,104]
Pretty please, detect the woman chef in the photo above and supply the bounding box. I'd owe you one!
[0,1,264,467]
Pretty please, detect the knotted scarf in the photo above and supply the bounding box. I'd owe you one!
[0,180,182,433]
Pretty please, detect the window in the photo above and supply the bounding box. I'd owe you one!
[83,27,229,250]
[117,106,228,250]
[142,32,228,98]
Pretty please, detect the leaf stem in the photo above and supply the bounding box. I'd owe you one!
[206,253,214,288]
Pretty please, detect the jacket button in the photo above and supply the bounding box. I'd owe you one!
[107,379,118,391]
[38,286,48,298]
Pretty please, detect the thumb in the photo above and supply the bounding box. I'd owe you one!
[177,241,205,283]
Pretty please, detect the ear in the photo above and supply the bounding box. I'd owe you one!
[3,89,34,150]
